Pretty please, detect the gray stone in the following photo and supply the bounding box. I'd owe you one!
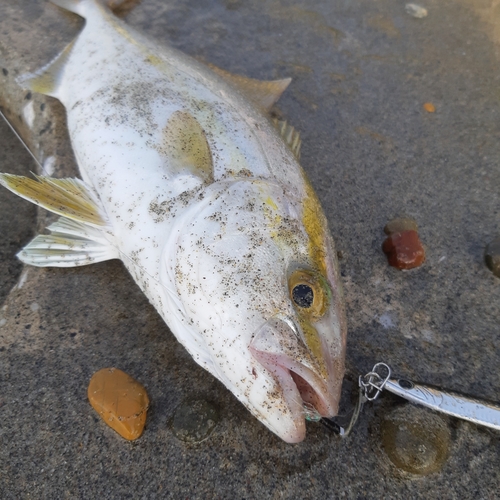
[485,236,500,278]
[171,399,219,443]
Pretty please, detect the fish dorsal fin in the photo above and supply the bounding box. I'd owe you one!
[18,217,119,267]
[0,174,109,228]
[272,119,301,160]
[160,110,213,183]
[207,63,291,111]
[18,39,76,97]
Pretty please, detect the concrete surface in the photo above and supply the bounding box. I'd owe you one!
[1,0,499,498]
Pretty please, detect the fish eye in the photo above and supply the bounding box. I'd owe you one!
[288,269,330,319]
[292,284,314,308]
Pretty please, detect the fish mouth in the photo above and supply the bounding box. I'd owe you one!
[249,315,338,443]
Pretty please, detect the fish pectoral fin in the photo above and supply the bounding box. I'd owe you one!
[0,173,109,228]
[17,39,76,98]
[272,119,301,160]
[18,217,119,267]
[206,63,291,111]
[161,111,213,183]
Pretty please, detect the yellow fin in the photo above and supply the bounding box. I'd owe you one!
[0,174,108,227]
[159,111,213,182]
[207,63,291,111]
[18,39,76,97]
[272,119,301,160]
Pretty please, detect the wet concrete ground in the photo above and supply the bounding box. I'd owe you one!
[1,0,499,498]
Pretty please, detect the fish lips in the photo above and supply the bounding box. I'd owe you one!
[249,315,339,442]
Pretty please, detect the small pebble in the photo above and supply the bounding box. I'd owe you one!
[381,405,451,475]
[88,367,149,440]
[171,399,219,443]
[405,3,428,19]
[423,102,436,113]
[383,222,425,269]
[484,237,500,278]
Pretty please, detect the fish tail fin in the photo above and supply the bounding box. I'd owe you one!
[19,0,103,97]
[20,1,139,97]
[50,0,92,16]
[51,0,133,17]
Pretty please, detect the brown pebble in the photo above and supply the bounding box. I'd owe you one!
[384,217,419,235]
[423,102,436,113]
[383,230,425,269]
[88,367,149,440]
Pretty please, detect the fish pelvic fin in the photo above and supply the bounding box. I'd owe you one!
[206,63,291,112]
[0,174,109,228]
[272,119,301,160]
[18,217,119,267]
[17,39,77,98]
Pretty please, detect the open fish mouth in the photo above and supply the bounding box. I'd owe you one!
[249,315,338,441]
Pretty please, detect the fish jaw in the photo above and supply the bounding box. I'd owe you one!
[249,315,340,439]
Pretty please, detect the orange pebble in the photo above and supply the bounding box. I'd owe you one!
[382,230,425,270]
[88,367,150,440]
[423,102,436,113]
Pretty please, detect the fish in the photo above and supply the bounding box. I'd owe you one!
[0,0,346,443]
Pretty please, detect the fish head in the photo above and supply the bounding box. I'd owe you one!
[163,178,346,442]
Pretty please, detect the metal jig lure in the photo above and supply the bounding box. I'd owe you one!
[323,362,500,436]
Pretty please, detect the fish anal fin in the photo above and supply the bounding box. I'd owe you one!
[18,217,119,267]
[160,111,213,183]
[272,119,301,160]
[0,173,108,228]
[18,39,76,97]
[207,63,291,111]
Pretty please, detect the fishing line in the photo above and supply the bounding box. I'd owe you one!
[0,107,48,174]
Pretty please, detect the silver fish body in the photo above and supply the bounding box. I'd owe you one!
[0,0,346,442]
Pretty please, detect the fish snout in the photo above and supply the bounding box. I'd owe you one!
[249,315,339,426]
